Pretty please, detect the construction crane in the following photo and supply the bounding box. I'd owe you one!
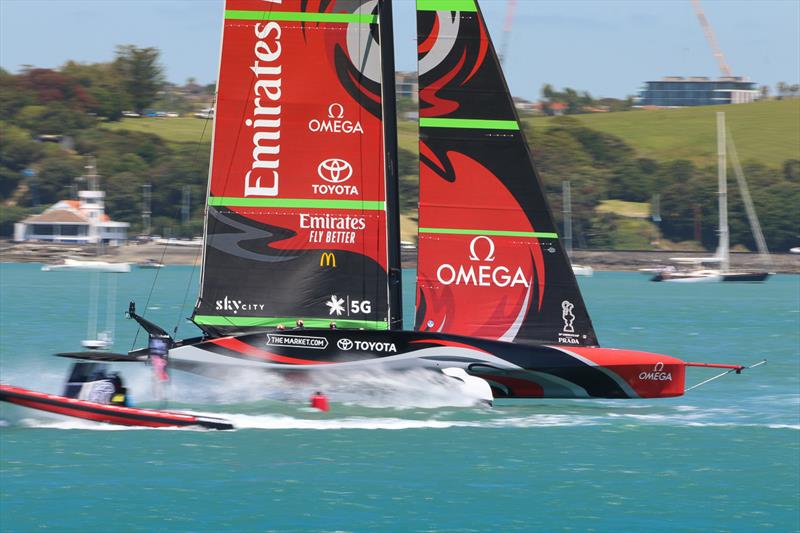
[691,0,733,77]
[498,0,517,66]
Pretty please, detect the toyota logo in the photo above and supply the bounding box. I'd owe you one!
[337,338,353,351]
[318,158,353,184]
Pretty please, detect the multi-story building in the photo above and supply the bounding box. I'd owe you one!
[638,76,759,107]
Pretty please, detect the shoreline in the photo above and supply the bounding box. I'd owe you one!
[1,241,798,273]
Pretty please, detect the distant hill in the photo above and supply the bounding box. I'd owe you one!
[526,100,800,169]
[103,100,800,170]
[100,117,213,144]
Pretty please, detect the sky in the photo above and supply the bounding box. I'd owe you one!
[1,0,798,100]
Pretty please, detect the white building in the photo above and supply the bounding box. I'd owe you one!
[14,160,129,245]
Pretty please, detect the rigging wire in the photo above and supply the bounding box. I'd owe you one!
[131,103,215,349]
[173,247,203,337]
[130,243,170,351]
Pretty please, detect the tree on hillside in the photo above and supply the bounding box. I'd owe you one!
[24,155,84,206]
[21,68,92,108]
[0,68,33,120]
[0,122,42,198]
[61,61,130,120]
[114,45,164,113]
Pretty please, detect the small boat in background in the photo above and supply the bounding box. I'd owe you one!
[152,237,202,248]
[42,258,130,273]
[650,262,723,283]
[572,264,594,277]
[137,259,164,269]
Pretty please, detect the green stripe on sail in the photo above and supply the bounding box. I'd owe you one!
[419,118,519,130]
[417,0,477,11]
[225,10,377,24]
[193,316,388,330]
[420,227,559,239]
[208,197,386,210]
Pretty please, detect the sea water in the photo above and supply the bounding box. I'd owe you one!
[0,264,798,532]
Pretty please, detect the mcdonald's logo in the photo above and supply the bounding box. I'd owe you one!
[320,252,337,268]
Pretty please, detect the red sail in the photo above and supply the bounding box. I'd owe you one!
[194,0,390,333]
[414,1,598,347]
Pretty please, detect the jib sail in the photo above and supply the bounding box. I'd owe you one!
[413,0,598,347]
[194,0,392,335]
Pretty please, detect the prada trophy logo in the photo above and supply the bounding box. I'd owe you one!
[561,300,575,333]
[558,300,580,345]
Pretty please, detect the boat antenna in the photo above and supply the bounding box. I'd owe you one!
[379,0,403,330]
[685,360,766,392]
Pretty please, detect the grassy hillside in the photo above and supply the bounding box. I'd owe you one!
[101,117,213,144]
[102,101,800,169]
[526,100,800,168]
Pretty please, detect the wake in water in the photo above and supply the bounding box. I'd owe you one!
[161,367,491,409]
[3,355,797,431]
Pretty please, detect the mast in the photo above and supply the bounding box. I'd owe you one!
[379,0,403,330]
[716,111,730,273]
[563,181,573,255]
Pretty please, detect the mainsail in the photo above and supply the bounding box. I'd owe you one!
[194,0,395,334]
[413,0,598,347]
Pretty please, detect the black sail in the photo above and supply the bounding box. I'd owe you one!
[413,0,599,347]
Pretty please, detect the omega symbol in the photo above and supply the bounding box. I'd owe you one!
[469,236,496,262]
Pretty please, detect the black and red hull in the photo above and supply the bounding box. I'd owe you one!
[0,385,233,430]
[159,329,692,399]
[721,272,771,282]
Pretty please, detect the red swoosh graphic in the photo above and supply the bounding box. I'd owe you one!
[211,337,331,365]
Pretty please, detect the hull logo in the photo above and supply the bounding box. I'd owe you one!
[337,338,397,353]
[266,335,329,350]
[320,252,337,268]
[337,338,353,350]
[639,362,673,382]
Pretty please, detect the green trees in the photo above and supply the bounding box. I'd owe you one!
[539,84,635,115]
[528,118,799,252]
[113,46,164,114]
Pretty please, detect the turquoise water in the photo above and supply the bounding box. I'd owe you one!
[1,264,798,532]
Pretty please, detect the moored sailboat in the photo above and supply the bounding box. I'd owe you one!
[117,0,752,400]
[652,112,771,283]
